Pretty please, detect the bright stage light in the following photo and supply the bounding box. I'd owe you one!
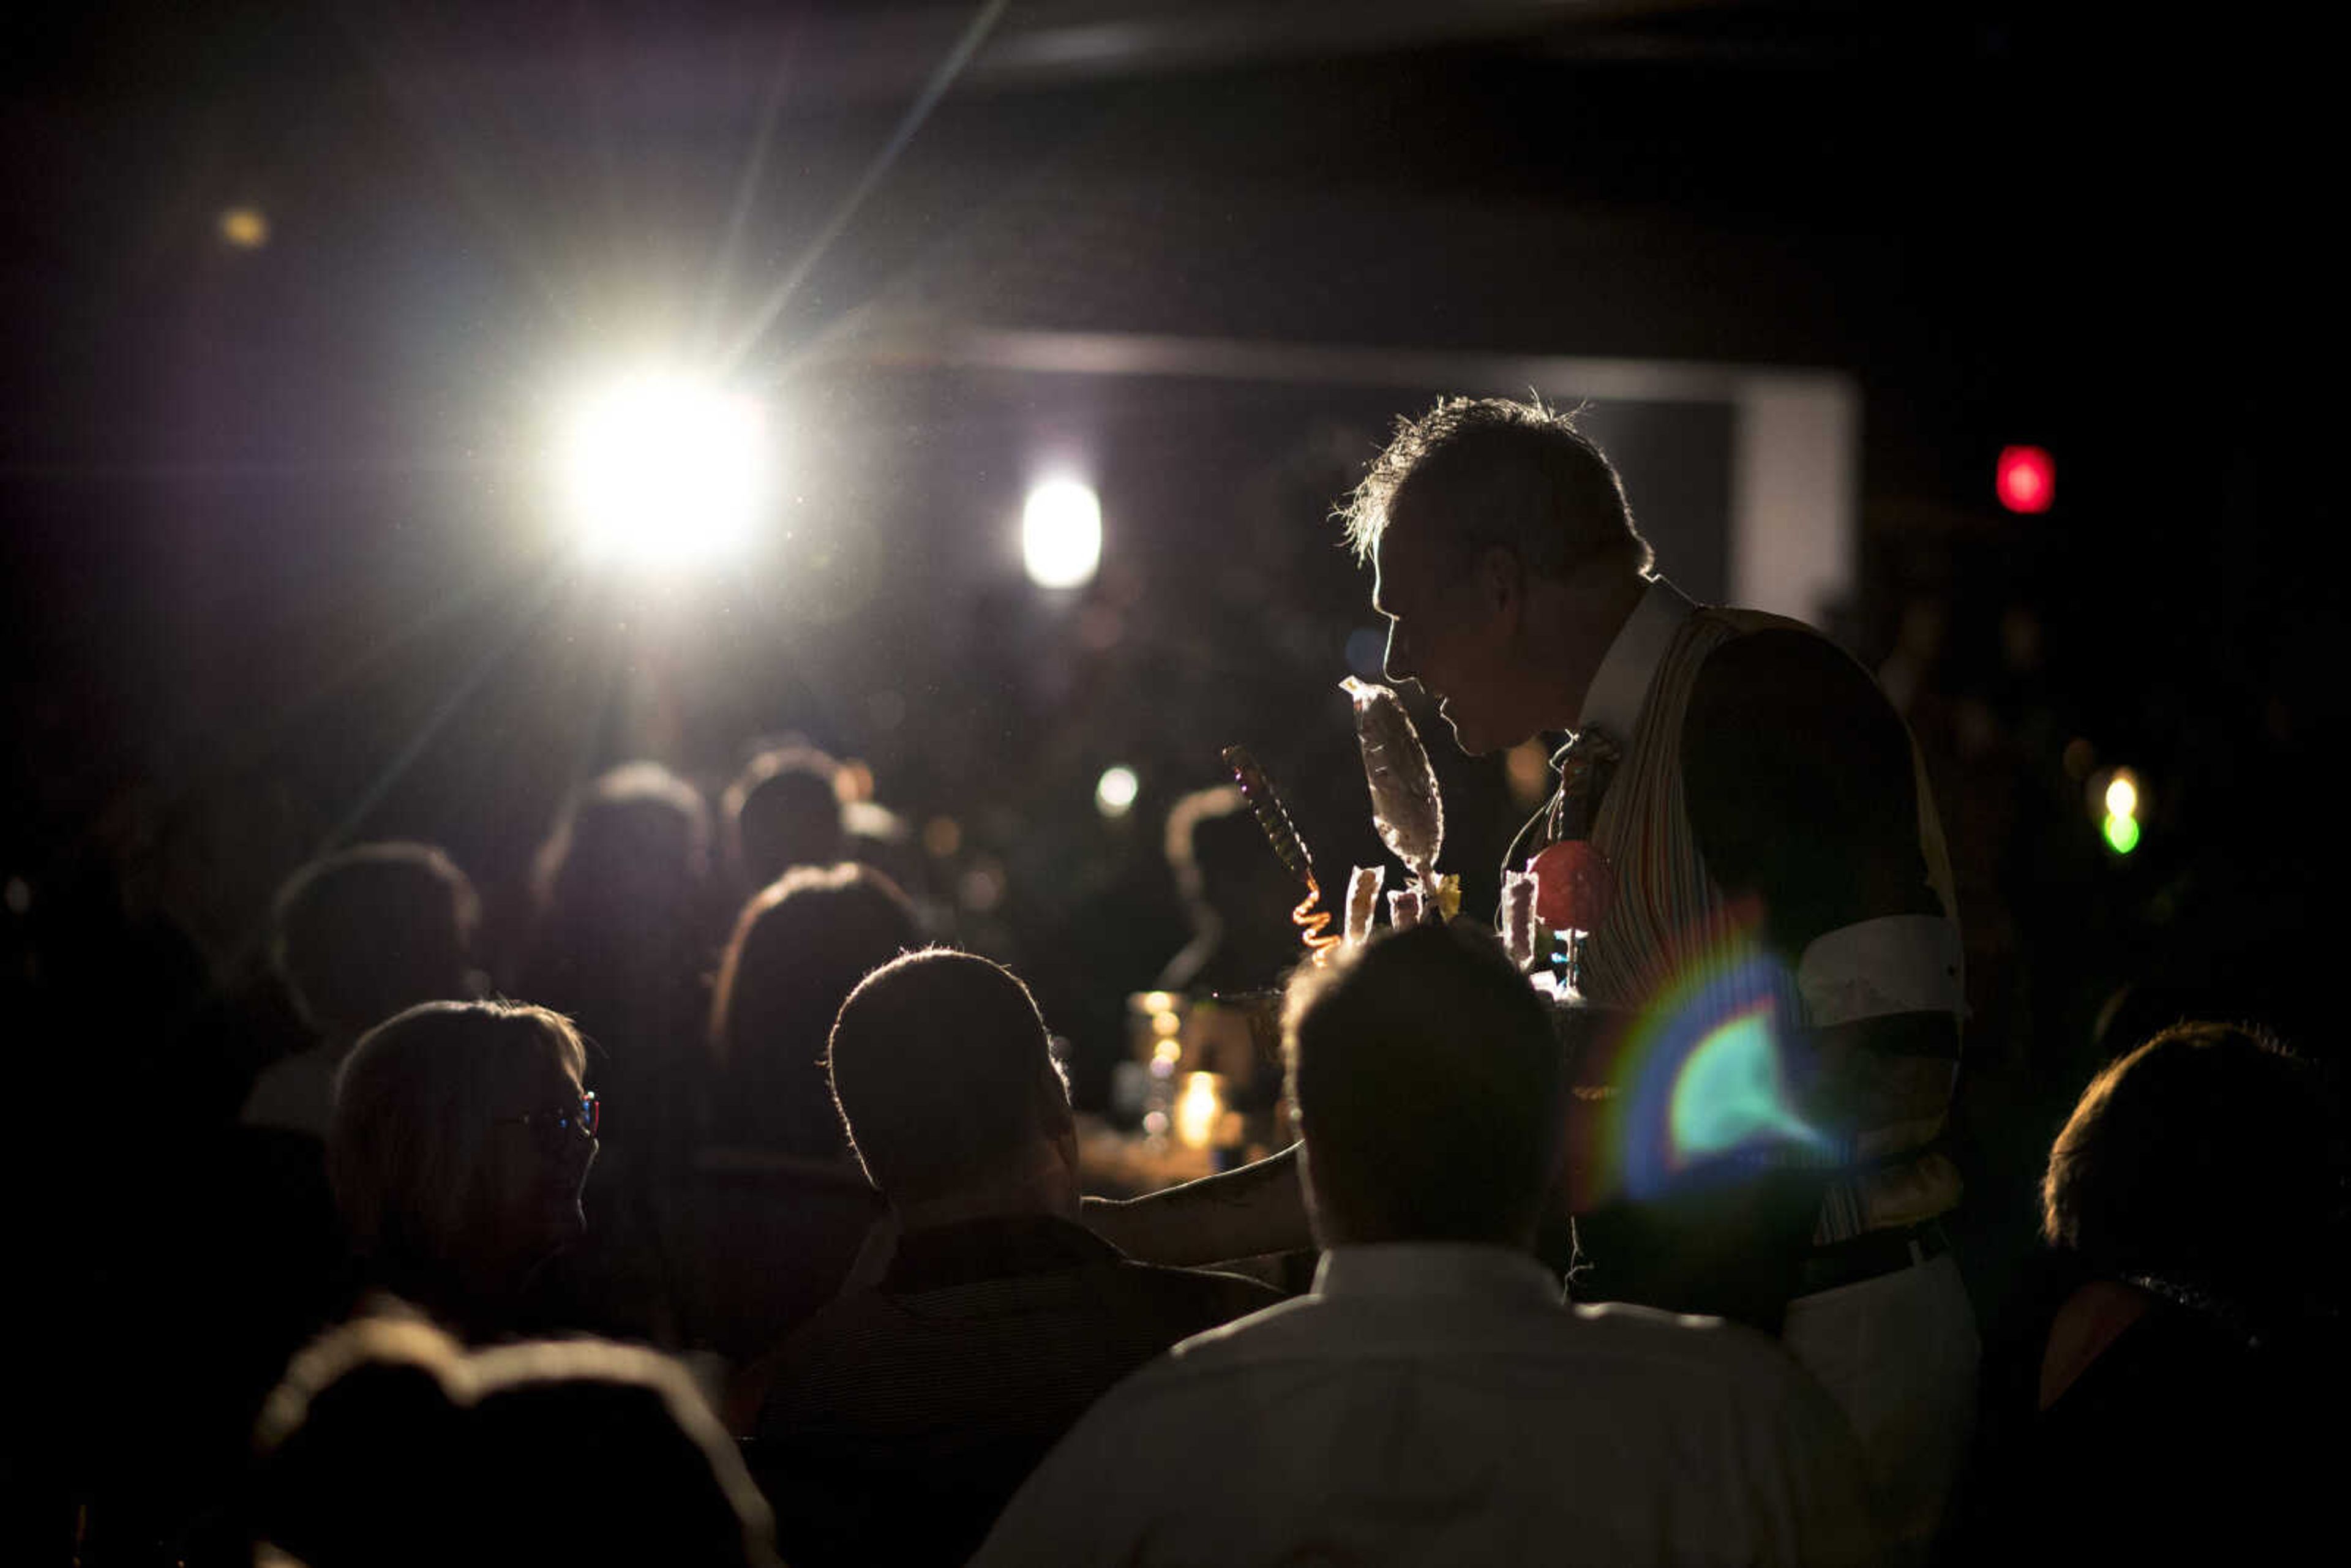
[218,206,270,249]
[558,373,771,568]
[1997,445,2054,514]
[1095,762,1142,822]
[2100,766,2142,855]
[2102,813,2140,855]
[2104,772,2138,820]
[1022,477,1102,589]
[1095,764,1139,818]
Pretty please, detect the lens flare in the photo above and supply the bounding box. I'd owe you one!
[1668,1002,1818,1161]
[1573,932,1828,1207]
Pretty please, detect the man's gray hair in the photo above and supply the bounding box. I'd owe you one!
[1338,395,1651,577]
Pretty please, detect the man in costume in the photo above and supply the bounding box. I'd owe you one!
[1093,397,1974,1554]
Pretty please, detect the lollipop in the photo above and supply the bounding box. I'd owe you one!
[1502,869,1539,969]
[1343,865,1384,946]
[1529,839,1618,933]
[1221,745,1340,964]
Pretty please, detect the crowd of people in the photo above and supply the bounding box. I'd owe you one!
[29,399,2345,1565]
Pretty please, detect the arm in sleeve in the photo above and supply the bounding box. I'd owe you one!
[1081,1142,1312,1266]
[1682,629,1960,1090]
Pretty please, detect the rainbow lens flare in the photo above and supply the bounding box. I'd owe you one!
[1580,939,1828,1205]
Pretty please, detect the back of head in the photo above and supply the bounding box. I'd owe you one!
[2043,1021,2342,1311]
[725,746,848,888]
[709,863,921,1153]
[328,1000,587,1290]
[1285,924,1564,1247]
[256,1316,778,1568]
[272,842,478,1039]
[1166,784,1296,921]
[827,948,1070,1206]
[1340,395,1650,579]
[533,761,711,931]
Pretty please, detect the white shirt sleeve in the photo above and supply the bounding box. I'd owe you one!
[1797,914,1963,1027]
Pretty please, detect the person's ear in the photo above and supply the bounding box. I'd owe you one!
[1475,544,1524,621]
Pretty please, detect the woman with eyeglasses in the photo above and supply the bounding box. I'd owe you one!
[326,1000,602,1340]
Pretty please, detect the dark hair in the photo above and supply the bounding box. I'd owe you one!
[255,1315,779,1568]
[519,762,713,1097]
[1338,395,1650,577]
[530,761,710,919]
[708,863,921,1157]
[1164,784,1297,916]
[722,746,847,889]
[1284,924,1563,1245]
[272,842,478,1037]
[2043,1021,2341,1304]
[827,948,1070,1203]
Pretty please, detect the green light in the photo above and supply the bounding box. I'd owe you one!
[2103,812,2140,854]
[1668,1007,1815,1160]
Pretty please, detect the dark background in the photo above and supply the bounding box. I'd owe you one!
[1,0,2334,1310]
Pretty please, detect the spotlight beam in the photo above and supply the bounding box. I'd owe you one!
[696,16,809,358]
[718,0,1009,376]
[315,562,569,860]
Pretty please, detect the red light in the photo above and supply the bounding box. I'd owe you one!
[1997,446,2054,514]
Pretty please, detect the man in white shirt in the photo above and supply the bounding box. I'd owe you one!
[984,925,1880,1568]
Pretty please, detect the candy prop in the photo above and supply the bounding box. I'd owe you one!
[1387,885,1423,932]
[1502,869,1539,969]
[1344,865,1384,947]
[1529,838,1617,934]
[1340,678,1444,890]
[1221,745,1341,965]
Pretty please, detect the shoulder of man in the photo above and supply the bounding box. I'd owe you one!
[1679,617,1938,956]
[1106,1255,1290,1312]
[964,1327,1250,1567]
[1575,1300,1881,1558]
[1686,617,1900,748]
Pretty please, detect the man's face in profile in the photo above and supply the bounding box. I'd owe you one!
[1370,505,1531,757]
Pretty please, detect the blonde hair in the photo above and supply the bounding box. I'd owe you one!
[328,1001,587,1273]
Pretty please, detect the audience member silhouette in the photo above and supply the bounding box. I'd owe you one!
[738,947,1281,1567]
[243,841,481,1138]
[1963,1021,2346,1558]
[108,842,490,1561]
[327,1000,598,1340]
[520,762,714,1336]
[251,1314,778,1568]
[706,861,921,1161]
[976,925,1878,1567]
[521,761,715,1100]
[722,745,848,895]
[1153,782,1321,996]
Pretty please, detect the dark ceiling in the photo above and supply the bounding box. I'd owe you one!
[0,2,2328,811]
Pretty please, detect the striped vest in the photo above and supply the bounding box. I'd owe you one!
[1580,607,1965,1242]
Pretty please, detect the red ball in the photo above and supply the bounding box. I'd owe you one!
[1529,839,1617,932]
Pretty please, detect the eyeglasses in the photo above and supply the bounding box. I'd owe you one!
[495,1091,601,1142]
